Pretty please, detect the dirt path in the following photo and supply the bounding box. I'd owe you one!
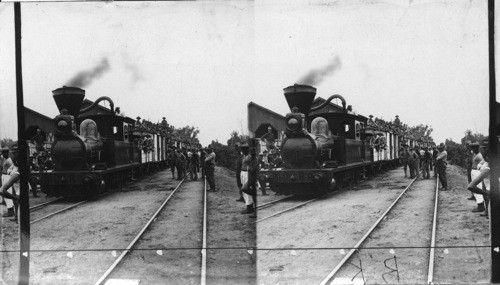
[0,167,257,284]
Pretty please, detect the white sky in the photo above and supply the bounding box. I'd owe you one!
[0,0,491,146]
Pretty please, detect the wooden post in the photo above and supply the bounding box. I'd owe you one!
[14,2,30,284]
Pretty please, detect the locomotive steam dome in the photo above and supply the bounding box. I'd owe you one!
[283,84,317,115]
[52,86,85,118]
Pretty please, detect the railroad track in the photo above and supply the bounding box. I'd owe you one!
[320,173,440,285]
[256,196,322,222]
[94,173,207,285]
[30,198,88,224]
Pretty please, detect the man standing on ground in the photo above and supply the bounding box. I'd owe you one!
[470,142,485,213]
[235,144,244,202]
[1,147,15,218]
[436,143,448,190]
[260,126,277,152]
[465,142,475,200]
[205,147,216,191]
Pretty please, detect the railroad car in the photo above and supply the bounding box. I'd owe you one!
[258,84,415,195]
[29,86,171,198]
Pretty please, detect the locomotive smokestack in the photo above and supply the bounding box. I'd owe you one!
[283,84,317,115]
[52,86,85,118]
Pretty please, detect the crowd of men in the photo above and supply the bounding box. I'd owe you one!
[166,146,216,191]
[400,139,492,218]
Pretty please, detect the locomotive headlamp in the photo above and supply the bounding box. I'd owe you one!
[287,117,300,131]
[57,119,69,133]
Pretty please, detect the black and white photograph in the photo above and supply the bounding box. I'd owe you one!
[0,0,496,284]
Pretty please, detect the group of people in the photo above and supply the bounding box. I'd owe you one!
[166,146,216,191]
[400,143,448,189]
[466,140,491,217]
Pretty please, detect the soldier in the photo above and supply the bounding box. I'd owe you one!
[260,126,277,152]
[469,142,485,213]
[436,143,448,190]
[205,147,216,191]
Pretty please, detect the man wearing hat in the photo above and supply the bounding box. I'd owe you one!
[436,143,448,190]
[260,126,277,152]
[205,147,216,191]
[1,146,15,217]
[470,142,485,212]
[422,146,432,179]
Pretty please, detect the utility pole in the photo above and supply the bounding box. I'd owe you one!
[14,2,30,284]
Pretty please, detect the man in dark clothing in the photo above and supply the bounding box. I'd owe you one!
[190,149,199,181]
[235,144,244,202]
[465,142,475,200]
[167,148,177,179]
[205,147,216,191]
[432,146,438,177]
[422,147,432,179]
[200,148,206,179]
[436,143,448,190]
[260,126,277,152]
[30,129,46,153]
[175,149,186,180]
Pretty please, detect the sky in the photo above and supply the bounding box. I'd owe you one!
[0,0,491,146]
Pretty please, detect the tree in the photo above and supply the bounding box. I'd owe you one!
[460,130,486,146]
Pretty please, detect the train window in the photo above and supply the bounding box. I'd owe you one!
[113,126,118,135]
[355,123,360,139]
[343,123,350,133]
[124,125,128,140]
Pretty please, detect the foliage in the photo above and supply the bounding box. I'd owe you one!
[445,130,487,168]
[207,130,249,172]
[135,116,201,148]
[0,138,15,149]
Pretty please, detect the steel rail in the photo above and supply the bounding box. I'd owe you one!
[427,175,440,284]
[94,176,188,285]
[256,198,319,223]
[30,200,87,224]
[29,197,64,212]
[256,196,291,210]
[200,177,208,285]
[320,173,421,285]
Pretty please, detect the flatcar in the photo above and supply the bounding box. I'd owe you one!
[29,86,171,198]
[258,84,419,195]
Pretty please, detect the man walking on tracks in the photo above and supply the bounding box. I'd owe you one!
[436,143,448,190]
[205,147,216,191]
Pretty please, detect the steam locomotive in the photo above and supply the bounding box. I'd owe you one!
[29,87,172,198]
[258,84,418,195]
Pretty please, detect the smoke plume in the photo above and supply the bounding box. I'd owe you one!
[66,58,111,88]
[297,56,341,86]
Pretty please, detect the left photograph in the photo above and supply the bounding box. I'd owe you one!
[0,2,256,284]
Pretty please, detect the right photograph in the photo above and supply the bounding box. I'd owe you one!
[251,1,491,284]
